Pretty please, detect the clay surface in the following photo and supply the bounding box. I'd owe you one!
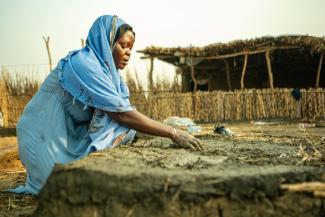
[33,123,325,217]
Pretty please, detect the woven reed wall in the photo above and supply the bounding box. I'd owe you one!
[0,93,34,127]
[0,69,39,128]
[0,88,324,128]
[130,88,325,122]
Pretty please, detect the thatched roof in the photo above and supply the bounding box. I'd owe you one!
[137,35,325,65]
[138,35,325,91]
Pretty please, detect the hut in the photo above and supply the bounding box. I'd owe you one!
[138,35,325,92]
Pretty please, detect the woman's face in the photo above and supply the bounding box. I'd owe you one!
[112,30,135,69]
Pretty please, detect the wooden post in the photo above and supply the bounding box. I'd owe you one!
[223,59,232,91]
[81,38,85,48]
[265,48,274,89]
[190,59,198,117]
[43,36,52,71]
[316,53,323,88]
[148,57,154,92]
[191,62,198,92]
[240,53,248,90]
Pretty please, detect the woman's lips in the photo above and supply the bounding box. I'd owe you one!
[121,59,128,65]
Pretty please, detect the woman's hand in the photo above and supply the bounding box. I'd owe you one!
[171,128,203,150]
[107,110,203,150]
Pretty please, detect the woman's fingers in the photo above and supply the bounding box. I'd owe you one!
[186,133,203,150]
[181,141,196,150]
[195,139,203,150]
[172,129,203,151]
[189,139,203,150]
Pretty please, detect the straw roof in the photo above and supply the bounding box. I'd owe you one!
[138,35,325,64]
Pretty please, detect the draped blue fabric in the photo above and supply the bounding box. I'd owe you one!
[58,14,136,152]
[8,15,136,195]
[58,15,134,112]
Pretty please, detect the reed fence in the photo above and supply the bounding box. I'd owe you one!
[1,82,324,127]
[131,88,325,122]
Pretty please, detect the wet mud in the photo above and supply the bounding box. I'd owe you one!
[31,123,325,217]
[1,123,325,216]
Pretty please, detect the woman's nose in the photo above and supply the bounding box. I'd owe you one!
[125,49,131,56]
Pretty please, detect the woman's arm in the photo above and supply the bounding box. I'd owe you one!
[107,110,174,139]
[107,110,203,150]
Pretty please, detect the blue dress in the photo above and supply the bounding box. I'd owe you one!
[10,67,135,195]
[9,15,137,195]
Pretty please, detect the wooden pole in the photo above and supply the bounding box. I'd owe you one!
[190,59,198,117]
[81,38,85,48]
[240,53,248,90]
[140,46,299,60]
[265,48,274,89]
[223,59,232,91]
[316,53,323,88]
[148,58,154,92]
[191,62,198,92]
[281,182,325,192]
[43,36,52,71]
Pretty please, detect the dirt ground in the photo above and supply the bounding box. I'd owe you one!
[1,121,325,217]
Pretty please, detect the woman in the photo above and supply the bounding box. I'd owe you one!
[9,15,202,195]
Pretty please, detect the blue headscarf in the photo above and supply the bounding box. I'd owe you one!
[57,15,134,112]
[7,15,137,196]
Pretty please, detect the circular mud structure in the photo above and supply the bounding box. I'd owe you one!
[33,123,325,217]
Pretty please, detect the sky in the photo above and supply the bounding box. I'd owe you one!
[1,0,325,68]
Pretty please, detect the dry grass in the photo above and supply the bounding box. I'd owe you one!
[0,67,39,127]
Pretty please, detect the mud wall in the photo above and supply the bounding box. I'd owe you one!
[33,134,325,217]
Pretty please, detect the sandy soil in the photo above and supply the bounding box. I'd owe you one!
[1,122,325,217]
[0,137,38,217]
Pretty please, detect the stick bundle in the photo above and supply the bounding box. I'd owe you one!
[281,182,325,198]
